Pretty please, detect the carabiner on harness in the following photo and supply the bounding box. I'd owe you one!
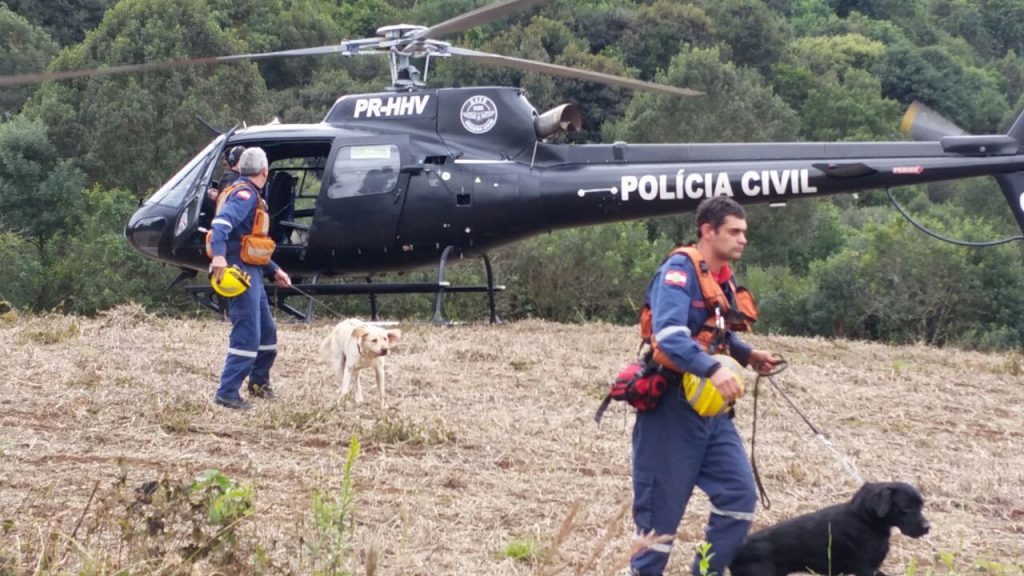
[706,305,729,354]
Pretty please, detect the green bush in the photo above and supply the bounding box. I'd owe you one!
[741,264,814,335]
[497,221,674,323]
[0,232,44,309]
[53,185,188,314]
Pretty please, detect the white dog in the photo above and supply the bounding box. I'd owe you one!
[320,318,401,409]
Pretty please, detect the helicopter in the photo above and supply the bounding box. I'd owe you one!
[4,0,1024,323]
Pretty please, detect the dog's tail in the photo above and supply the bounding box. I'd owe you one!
[319,330,333,362]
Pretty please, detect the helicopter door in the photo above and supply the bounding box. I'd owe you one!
[309,140,405,250]
[170,131,233,252]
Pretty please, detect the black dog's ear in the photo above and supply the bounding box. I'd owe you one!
[867,485,893,518]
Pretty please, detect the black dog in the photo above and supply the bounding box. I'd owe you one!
[730,482,930,576]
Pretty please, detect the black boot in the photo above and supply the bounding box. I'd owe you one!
[214,395,253,410]
[248,382,277,400]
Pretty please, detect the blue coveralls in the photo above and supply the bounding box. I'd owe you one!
[631,253,756,576]
[208,177,281,401]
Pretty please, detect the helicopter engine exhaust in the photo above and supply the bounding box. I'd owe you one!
[534,103,582,139]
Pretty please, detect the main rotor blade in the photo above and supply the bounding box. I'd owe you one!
[412,0,548,41]
[218,44,356,61]
[0,57,219,87]
[0,43,360,87]
[446,46,703,97]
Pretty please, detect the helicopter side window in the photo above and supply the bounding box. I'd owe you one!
[264,150,329,245]
[145,137,223,207]
[327,145,400,199]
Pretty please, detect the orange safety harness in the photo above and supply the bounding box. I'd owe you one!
[640,246,758,373]
[595,246,760,424]
[205,181,277,266]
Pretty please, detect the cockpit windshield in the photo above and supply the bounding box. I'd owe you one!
[145,136,225,207]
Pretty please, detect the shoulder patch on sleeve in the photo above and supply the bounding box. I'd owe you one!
[664,269,688,288]
[236,190,251,201]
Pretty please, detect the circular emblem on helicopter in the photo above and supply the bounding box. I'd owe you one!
[460,95,498,134]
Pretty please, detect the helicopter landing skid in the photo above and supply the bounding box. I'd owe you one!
[184,250,504,324]
[430,246,502,326]
[273,251,503,325]
[185,277,505,324]
[185,286,227,318]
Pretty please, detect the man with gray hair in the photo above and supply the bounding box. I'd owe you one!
[208,146,292,410]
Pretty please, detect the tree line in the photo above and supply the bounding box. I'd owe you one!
[1,0,1023,350]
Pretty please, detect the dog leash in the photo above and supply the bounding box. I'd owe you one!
[763,371,865,486]
[278,283,348,318]
[750,356,865,510]
[749,359,787,510]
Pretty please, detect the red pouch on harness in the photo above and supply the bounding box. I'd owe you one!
[594,361,669,423]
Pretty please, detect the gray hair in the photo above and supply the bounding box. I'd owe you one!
[238,147,268,176]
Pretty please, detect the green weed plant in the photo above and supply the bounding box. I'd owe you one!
[306,433,362,576]
[501,537,539,562]
[191,469,255,526]
[696,541,716,576]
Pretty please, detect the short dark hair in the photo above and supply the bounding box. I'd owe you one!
[695,197,746,238]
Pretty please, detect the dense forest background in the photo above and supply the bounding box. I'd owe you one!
[2,0,1024,349]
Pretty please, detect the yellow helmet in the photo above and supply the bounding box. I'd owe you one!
[682,354,747,417]
[210,265,251,298]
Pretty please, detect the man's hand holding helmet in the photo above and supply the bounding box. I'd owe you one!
[209,265,251,298]
[710,364,743,403]
[210,255,228,283]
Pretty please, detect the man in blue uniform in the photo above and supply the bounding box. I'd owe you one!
[209,147,292,410]
[631,197,779,575]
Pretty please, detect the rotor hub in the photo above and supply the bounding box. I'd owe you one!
[376,24,428,41]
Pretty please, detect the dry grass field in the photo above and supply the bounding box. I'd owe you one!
[1,304,1023,575]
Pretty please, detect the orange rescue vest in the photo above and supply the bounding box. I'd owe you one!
[205,181,277,266]
[640,246,758,373]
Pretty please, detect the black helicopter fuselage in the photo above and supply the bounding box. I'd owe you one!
[125,86,1024,277]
